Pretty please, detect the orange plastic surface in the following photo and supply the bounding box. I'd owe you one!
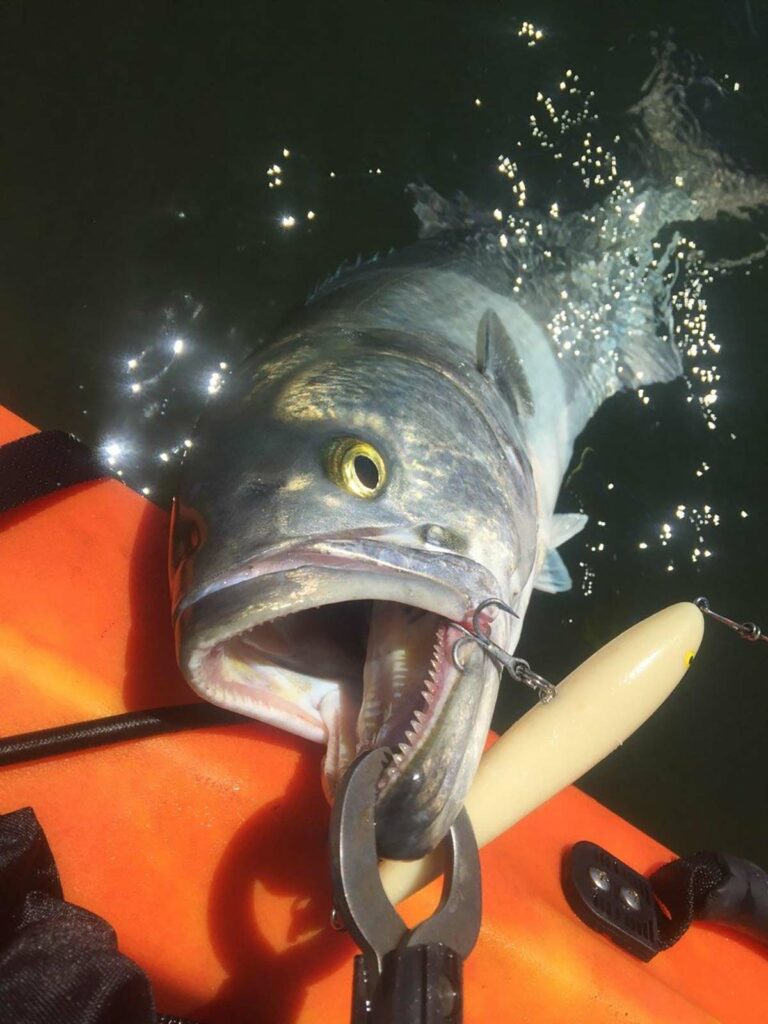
[0,406,765,1023]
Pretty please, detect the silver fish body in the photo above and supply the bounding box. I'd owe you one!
[170,196,688,859]
[170,47,768,859]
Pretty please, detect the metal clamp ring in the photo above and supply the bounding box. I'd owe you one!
[510,658,557,703]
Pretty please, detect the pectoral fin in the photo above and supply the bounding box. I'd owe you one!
[535,549,573,593]
[476,309,534,417]
[534,513,589,593]
[550,512,588,547]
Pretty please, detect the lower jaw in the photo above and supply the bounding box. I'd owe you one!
[372,643,499,861]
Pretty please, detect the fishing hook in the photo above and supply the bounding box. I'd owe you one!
[450,598,557,704]
[695,596,768,646]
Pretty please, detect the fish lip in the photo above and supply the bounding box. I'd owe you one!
[174,537,504,749]
[174,536,502,624]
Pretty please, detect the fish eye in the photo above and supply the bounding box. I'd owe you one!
[325,438,387,498]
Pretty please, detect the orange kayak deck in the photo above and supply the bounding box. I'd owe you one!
[0,406,765,1023]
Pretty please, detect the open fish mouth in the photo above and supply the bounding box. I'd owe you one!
[174,537,506,859]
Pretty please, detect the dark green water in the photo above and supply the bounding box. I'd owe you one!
[1,1,767,865]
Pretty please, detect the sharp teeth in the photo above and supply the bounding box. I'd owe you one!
[392,751,405,766]
[404,729,416,745]
[397,741,410,758]
[413,709,425,724]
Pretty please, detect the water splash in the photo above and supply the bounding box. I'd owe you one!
[97,32,766,558]
[481,37,767,593]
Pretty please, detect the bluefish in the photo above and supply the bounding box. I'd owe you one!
[170,83,767,858]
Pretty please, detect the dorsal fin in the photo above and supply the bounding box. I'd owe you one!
[476,309,534,417]
[409,184,492,239]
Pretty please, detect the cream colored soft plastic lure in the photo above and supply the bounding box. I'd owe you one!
[380,601,704,905]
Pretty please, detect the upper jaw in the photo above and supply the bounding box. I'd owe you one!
[175,536,502,719]
[174,534,501,624]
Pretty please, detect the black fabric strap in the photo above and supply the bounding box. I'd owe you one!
[651,850,768,948]
[0,430,109,515]
[0,808,156,1024]
[650,851,726,948]
[0,808,208,1024]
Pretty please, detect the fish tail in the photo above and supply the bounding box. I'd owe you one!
[629,39,768,225]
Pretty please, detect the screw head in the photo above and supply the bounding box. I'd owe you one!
[589,866,611,891]
[435,973,457,1018]
[620,886,641,911]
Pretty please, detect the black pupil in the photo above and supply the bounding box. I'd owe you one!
[354,454,379,490]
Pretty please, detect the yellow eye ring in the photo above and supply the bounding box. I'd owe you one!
[326,438,387,498]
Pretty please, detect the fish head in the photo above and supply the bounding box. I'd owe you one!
[171,325,537,859]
